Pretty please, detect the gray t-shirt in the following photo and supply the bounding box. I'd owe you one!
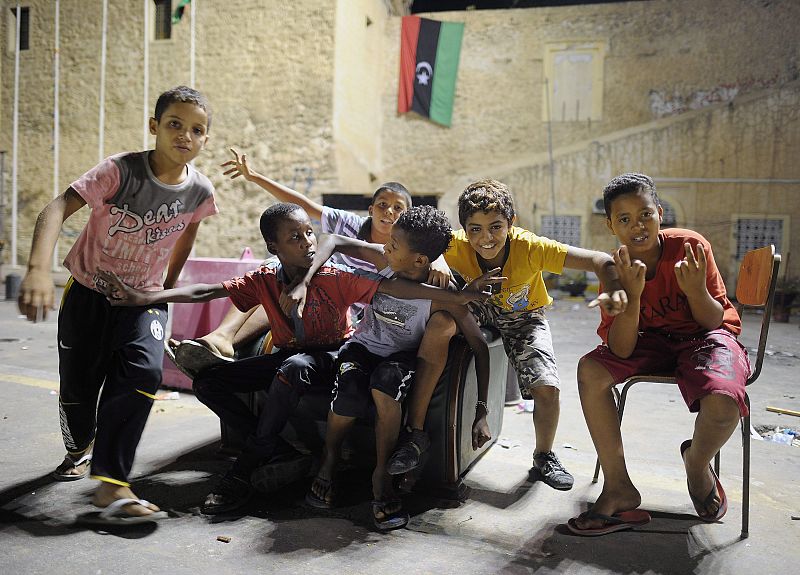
[351,268,433,356]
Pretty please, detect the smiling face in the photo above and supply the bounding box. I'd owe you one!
[606,189,663,259]
[149,101,209,166]
[368,190,410,238]
[267,210,317,271]
[464,209,512,263]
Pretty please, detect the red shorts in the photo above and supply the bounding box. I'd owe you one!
[583,329,750,417]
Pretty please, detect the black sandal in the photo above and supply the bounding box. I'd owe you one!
[305,475,336,509]
[372,499,409,531]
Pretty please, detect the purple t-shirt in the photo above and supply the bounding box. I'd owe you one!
[320,207,377,273]
[64,151,218,291]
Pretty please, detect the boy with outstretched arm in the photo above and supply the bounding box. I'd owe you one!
[390,179,628,491]
[568,173,749,536]
[285,206,497,530]
[17,86,218,523]
[170,148,452,374]
[98,203,491,515]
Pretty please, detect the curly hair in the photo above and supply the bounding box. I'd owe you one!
[372,181,413,208]
[394,205,452,261]
[457,179,516,227]
[259,203,304,245]
[602,173,659,217]
[154,86,213,131]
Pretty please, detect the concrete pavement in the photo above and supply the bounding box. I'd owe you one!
[1,292,798,574]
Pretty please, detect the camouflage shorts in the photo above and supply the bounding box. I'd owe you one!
[469,303,560,398]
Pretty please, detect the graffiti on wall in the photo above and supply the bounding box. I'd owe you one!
[649,75,781,118]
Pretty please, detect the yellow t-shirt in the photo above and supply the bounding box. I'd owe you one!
[444,226,568,312]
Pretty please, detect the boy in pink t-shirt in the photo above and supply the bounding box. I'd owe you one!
[568,173,749,536]
[18,86,218,524]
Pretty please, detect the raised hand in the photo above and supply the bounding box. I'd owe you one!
[464,267,507,294]
[674,242,708,296]
[220,147,253,181]
[427,258,453,289]
[612,245,646,299]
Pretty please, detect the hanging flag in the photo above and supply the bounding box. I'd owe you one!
[398,16,464,127]
[172,0,192,24]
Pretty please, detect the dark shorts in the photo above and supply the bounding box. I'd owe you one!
[331,341,415,418]
[583,329,750,416]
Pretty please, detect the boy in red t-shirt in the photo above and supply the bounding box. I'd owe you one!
[98,203,487,515]
[569,173,750,536]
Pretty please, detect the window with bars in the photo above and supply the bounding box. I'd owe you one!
[154,0,172,40]
[540,215,582,246]
[7,6,30,51]
[734,218,783,259]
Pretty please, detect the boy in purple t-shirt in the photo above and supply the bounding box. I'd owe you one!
[18,86,217,523]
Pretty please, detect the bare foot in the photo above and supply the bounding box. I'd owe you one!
[372,468,397,503]
[53,443,93,479]
[92,483,160,517]
[197,333,235,359]
[573,484,642,530]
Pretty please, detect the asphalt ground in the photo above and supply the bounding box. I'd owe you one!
[1,291,798,575]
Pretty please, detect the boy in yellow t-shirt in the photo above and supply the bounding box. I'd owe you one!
[433,179,626,489]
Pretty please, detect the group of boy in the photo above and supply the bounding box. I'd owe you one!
[18,86,748,536]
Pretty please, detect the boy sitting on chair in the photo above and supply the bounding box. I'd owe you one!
[569,173,750,536]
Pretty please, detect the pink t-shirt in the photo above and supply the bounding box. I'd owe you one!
[64,152,218,291]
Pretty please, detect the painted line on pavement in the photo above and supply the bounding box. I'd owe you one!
[1,373,58,391]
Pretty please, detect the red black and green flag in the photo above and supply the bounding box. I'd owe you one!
[172,0,192,24]
[398,16,464,127]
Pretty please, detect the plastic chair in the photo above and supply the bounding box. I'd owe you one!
[591,245,781,539]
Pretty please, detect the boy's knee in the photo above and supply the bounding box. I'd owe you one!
[577,357,614,390]
[424,311,457,339]
[699,393,741,425]
[369,362,409,400]
[529,384,559,405]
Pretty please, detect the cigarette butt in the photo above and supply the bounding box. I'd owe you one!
[217,536,231,543]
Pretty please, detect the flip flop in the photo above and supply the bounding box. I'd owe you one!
[304,476,336,509]
[567,509,651,536]
[52,452,92,482]
[165,339,197,380]
[680,439,728,522]
[372,499,409,531]
[76,498,168,527]
[174,339,234,375]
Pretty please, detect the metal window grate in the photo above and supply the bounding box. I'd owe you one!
[9,6,30,51]
[541,215,581,245]
[154,0,172,40]
[735,218,783,259]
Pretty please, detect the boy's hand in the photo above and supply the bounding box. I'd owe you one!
[18,270,55,323]
[427,258,453,289]
[221,148,253,181]
[463,267,507,294]
[675,242,708,297]
[588,289,628,315]
[472,414,491,450]
[280,277,307,318]
[95,269,149,306]
[612,246,646,299]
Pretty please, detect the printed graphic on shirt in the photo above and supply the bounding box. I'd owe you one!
[506,284,531,311]
[361,294,421,340]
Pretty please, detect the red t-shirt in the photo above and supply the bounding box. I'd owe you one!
[223,261,381,350]
[598,228,741,343]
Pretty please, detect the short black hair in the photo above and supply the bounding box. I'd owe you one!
[259,203,304,245]
[393,205,452,261]
[457,179,515,227]
[154,86,212,131]
[602,173,659,217]
[371,182,413,208]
